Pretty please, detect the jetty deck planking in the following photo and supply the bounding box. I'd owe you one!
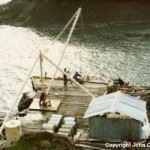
[20,77,107,133]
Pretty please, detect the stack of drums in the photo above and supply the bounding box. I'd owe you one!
[57,117,76,137]
[42,114,63,133]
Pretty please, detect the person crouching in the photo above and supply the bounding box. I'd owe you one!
[39,92,50,107]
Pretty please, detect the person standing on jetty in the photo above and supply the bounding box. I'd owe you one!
[63,68,69,86]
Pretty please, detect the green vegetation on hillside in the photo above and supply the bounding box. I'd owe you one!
[3,132,78,150]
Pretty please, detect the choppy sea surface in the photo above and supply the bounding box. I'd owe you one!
[0,0,12,5]
[0,22,150,112]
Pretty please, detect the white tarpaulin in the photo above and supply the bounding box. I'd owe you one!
[84,91,148,124]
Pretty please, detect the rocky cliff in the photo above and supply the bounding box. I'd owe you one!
[0,0,150,27]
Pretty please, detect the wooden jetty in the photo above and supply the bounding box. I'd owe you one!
[19,76,107,133]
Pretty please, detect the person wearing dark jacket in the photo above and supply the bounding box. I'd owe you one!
[118,78,125,86]
[63,68,69,86]
[73,71,83,83]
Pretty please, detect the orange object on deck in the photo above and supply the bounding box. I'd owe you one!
[86,75,90,82]
[120,88,128,93]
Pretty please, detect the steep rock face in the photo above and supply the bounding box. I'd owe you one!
[0,0,150,27]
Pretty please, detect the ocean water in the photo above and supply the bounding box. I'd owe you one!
[0,22,150,112]
[0,0,12,5]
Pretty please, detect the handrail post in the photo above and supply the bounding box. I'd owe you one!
[40,51,44,91]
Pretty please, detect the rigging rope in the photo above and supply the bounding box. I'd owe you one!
[78,11,87,75]
[46,7,82,95]
[80,11,86,41]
